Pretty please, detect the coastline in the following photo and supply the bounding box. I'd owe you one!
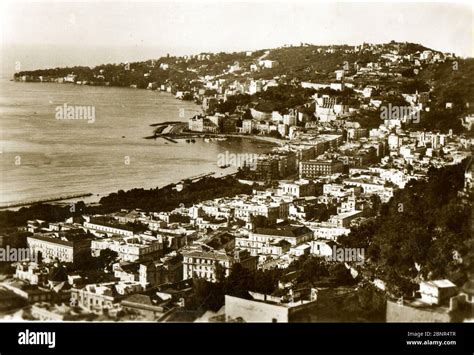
[0,193,93,210]
[0,134,272,212]
[146,121,288,146]
[8,79,286,147]
[0,81,277,212]
[0,166,242,212]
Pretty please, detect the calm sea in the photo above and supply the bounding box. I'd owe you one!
[0,80,271,207]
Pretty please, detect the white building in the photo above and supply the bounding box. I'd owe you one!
[236,225,313,257]
[182,247,232,282]
[258,60,279,69]
[278,180,315,197]
[420,280,457,305]
[91,235,162,262]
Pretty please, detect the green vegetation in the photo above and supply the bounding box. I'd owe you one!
[349,109,382,129]
[215,93,253,114]
[0,176,253,228]
[98,176,252,211]
[340,160,472,296]
[15,42,473,134]
[255,45,380,81]
[413,58,474,133]
[213,85,316,114]
[187,254,357,312]
[253,85,316,113]
[65,249,119,284]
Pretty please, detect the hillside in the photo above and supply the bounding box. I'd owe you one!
[14,41,442,86]
[14,41,473,134]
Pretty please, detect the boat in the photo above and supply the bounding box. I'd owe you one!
[204,138,210,143]
[191,139,196,143]
[186,139,190,143]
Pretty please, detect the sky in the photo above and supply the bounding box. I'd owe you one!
[0,0,473,75]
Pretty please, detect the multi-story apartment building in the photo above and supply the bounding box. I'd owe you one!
[241,119,254,134]
[70,281,144,313]
[27,231,92,263]
[306,221,350,241]
[188,116,219,133]
[255,157,280,180]
[278,180,315,197]
[328,210,364,228]
[83,217,134,237]
[91,235,163,262]
[113,253,183,288]
[182,247,232,282]
[342,177,394,203]
[182,246,257,282]
[299,159,344,178]
[233,200,281,224]
[236,225,313,257]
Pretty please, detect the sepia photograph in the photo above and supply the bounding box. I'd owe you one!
[0,0,473,352]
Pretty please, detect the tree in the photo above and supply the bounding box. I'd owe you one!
[190,278,224,312]
[328,263,354,285]
[356,282,387,321]
[98,249,119,272]
[223,264,253,299]
[215,263,226,284]
[298,256,329,283]
[251,215,271,228]
[341,161,471,294]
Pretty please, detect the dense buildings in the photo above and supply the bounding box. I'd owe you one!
[3,40,473,324]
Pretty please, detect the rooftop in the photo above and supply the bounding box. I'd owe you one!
[254,225,312,238]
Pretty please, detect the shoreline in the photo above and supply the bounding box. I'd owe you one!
[151,133,287,146]
[8,80,285,147]
[1,81,275,212]
[147,123,288,146]
[0,167,241,212]
[0,193,93,211]
[0,135,272,212]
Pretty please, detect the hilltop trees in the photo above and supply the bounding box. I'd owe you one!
[341,160,472,297]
